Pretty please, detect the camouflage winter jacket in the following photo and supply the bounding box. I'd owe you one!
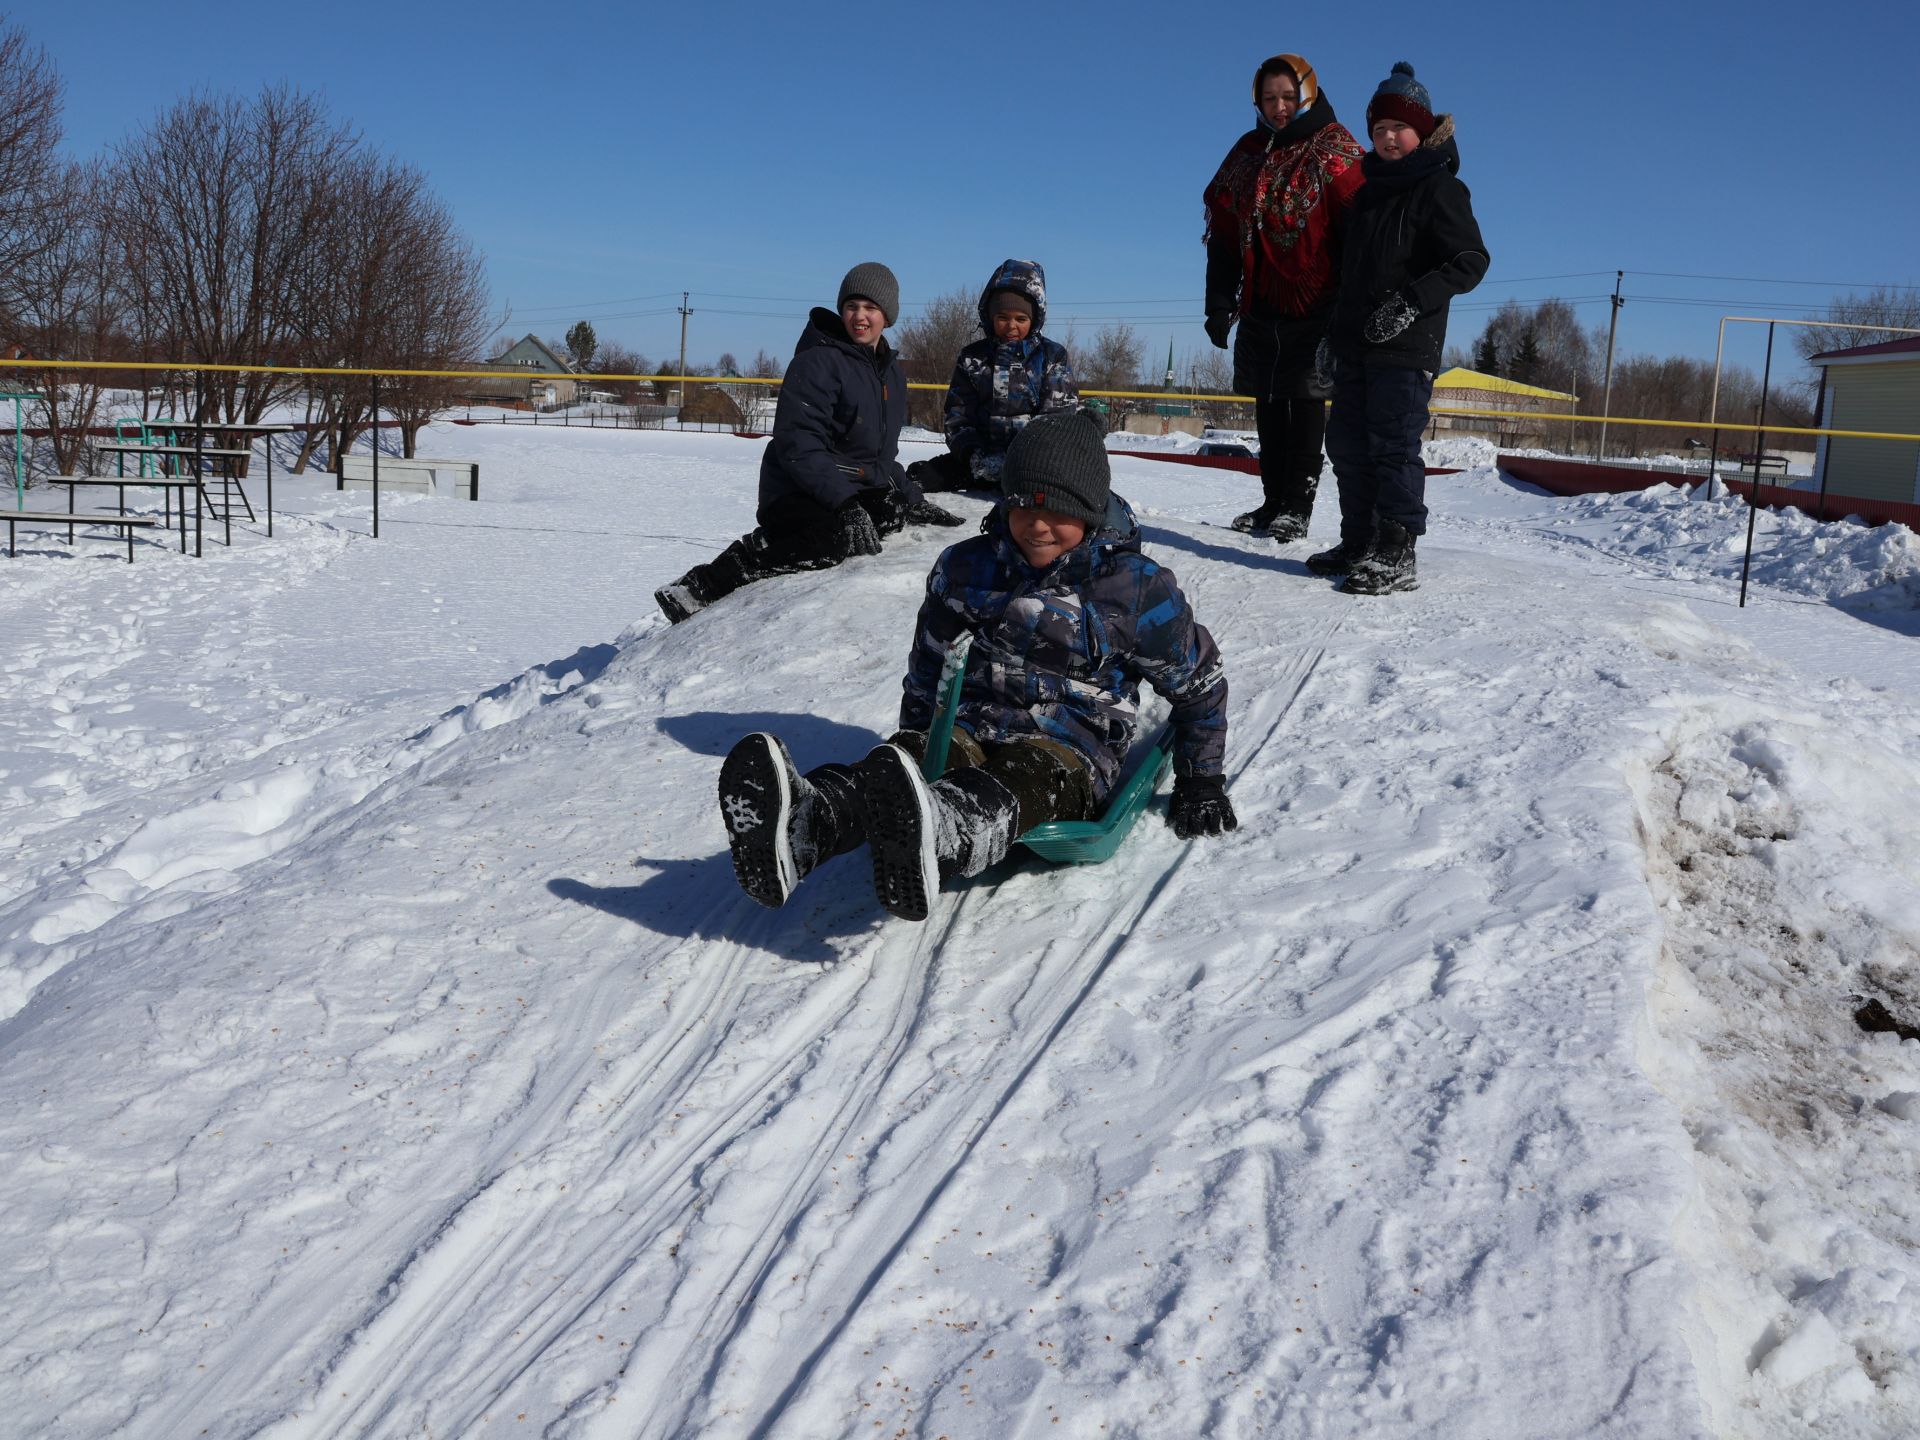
[899,496,1228,799]
[942,259,1081,462]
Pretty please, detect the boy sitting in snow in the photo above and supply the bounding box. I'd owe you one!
[718,410,1235,923]
[909,258,1081,494]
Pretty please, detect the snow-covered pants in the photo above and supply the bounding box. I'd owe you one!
[1325,361,1434,545]
[886,729,1095,834]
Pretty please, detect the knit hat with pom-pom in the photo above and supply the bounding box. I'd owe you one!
[1367,61,1436,141]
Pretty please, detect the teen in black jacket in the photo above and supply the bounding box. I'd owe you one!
[656,264,962,623]
[1316,64,1489,595]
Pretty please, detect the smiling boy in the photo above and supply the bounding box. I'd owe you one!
[718,410,1234,922]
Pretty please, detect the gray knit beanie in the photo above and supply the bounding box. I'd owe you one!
[837,262,900,326]
[1001,410,1111,527]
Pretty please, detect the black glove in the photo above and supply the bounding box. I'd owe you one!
[1310,336,1336,398]
[1363,291,1420,345]
[905,498,965,527]
[1167,773,1237,839]
[1204,313,1233,349]
[838,501,882,558]
[864,486,907,537]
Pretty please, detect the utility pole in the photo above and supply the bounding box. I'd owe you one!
[676,292,693,409]
[1597,270,1623,461]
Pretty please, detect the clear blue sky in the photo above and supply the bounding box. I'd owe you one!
[27,0,1920,382]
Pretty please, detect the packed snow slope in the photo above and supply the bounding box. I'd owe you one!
[2,423,1918,1439]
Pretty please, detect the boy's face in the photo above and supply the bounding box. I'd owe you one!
[840,298,887,348]
[1008,505,1088,568]
[1369,118,1421,161]
[1258,71,1301,128]
[991,303,1033,343]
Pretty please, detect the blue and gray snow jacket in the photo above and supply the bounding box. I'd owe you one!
[759,307,921,526]
[943,260,1081,463]
[900,495,1228,800]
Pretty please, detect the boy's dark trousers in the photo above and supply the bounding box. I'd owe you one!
[803,728,1096,866]
[671,490,902,608]
[1325,361,1434,548]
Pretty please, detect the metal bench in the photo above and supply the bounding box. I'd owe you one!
[5,509,160,562]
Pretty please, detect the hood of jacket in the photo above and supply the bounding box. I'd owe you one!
[977,259,1049,333]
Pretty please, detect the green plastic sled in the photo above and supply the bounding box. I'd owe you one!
[919,633,1173,865]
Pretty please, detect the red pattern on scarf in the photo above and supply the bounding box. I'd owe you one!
[1205,122,1365,318]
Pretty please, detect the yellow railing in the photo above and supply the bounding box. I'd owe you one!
[5,356,1916,444]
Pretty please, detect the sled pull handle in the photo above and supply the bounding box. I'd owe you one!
[920,631,974,781]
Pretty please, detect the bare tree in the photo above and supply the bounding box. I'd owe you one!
[1794,286,1920,362]
[1079,323,1144,392]
[590,342,652,403]
[114,86,354,426]
[894,285,977,428]
[8,161,125,476]
[0,21,62,297]
[749,348,782,379]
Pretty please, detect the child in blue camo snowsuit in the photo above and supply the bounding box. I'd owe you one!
[719,410,1236,923]
[909,259,1081,494]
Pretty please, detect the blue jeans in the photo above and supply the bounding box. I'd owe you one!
[1325,362,1434,546]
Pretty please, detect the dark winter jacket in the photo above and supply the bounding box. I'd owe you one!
[1328,116,1489,371]
[943,260,1080,461]
[758,307,921,526]
[900,495,1228,800]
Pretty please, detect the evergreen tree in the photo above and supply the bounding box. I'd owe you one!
[1473,333,1501,376]
[564,320,597,369]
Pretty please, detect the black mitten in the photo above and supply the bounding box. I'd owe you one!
[1167,773,1237,839]
[1363,292,1420,344]
[905,498,966,527]
[1204,313,1233,349]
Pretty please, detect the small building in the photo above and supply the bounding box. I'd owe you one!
[467,334,579,410]
[1430,367,1578,447]
[1808,337,1920,516]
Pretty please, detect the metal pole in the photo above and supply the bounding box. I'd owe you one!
[1737,322,1776,609]
[677,292,692,411]
[1597,270,1623,461]
[1811,365,1832,522]
[371,373,380,540]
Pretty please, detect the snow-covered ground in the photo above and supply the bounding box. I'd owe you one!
[2,423,1917,1439]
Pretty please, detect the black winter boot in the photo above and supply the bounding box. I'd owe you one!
[656,539,755,623]
[718,734,864,907]
[1342,520,1419,595]
[1267,511,1311,544]
[856,744,1021,921]
[1230,501,1281,534]
[1305,537,1370,576]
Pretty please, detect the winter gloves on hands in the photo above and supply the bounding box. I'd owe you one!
[1167,773,1237,839]
[1363,292,1420,345]
[838,500,883,558]
[1204,313,1233,350]
[905,498,965,527]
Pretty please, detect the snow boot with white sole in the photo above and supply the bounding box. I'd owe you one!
[856,744,1020,921]
[718,733,862,906]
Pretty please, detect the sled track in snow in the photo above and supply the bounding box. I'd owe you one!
[241,612,1346,1438]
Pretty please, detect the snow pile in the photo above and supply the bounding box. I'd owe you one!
[2,421,1919,1437]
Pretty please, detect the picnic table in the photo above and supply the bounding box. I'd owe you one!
[96,443,255,547]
